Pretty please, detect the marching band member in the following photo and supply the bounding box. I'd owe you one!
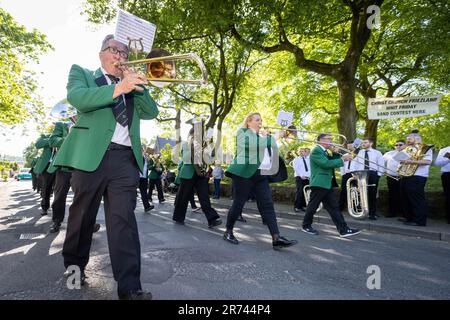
[382,140,406,218]
[139,146,154,212]
[353,138,385,220]
[293,147,310,212]
[224,112,297,249]
[302,133,360,237]
[52,34,157,299]
[338,141,356,212]
[399,131,432,226]
[435,145,450,224]
[148,153,166,203]
[172,128,222,228]
[34,133,55,216]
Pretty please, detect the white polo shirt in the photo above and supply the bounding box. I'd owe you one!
[435,146,450,174]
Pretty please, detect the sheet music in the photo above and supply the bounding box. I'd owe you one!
[114,9,157,53]
[392,151,410,162]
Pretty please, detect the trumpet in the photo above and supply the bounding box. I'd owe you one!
[115,49,208,86]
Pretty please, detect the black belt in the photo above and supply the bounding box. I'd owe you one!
[107,142,132,150]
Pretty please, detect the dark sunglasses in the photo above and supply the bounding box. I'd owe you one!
[395,144,404,147]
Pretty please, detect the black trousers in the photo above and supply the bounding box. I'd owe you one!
[367,171,380,217]
[339,173,352,211]
[442,172,450,223]
[303,187,348,233]
[226,171,280,236]
[51,170,72,224]
[400,176,427,226]
[138,178,152,210]
[386,176,403,217]
[40,166,56,211]
[148,178,164,202]
[294,177,309,209]
[31,170,37,190]
[173,173,220,223]
[62,149,142,296]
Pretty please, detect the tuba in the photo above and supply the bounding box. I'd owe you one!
[346,170,370,219]
[187,117,214,177]
[397,143,434,177]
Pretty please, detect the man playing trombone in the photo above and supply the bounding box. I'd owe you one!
[302,134,360,238]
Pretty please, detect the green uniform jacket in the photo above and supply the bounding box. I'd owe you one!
[53,64,158,172]
[30,157,38,169]
[226,128,277,179]
[47,122,70,174]
[174,161,183,185]
[34,134,52,174]
[148,159,165,180]
[309,145,343,189]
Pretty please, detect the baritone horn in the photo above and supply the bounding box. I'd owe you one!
[115,48,208,86]
[346,170,370,219]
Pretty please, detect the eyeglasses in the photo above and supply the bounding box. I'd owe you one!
[103,46,128,59]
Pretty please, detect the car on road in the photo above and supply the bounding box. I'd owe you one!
[15,168,32,181]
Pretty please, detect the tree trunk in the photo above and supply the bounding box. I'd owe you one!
[337,80,358,143]
[364,119,379,147]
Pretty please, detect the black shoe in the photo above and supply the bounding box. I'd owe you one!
[159,199,166,203]
[294,207,305,212]
[173,219,185,225]
[223,232,239,245]
[41,210,48,216]
[119,290,153,300]
[339,228,361,238]
[236,216,247,223]
[397,218,411,223]
[208,218,222,228]
[302,226,319,235]
[262,220,267,225]
[49,222,61,233]
[93,223,100,233]
[273,236,298,250]
[144,205,155,212]
[368,216,377,221]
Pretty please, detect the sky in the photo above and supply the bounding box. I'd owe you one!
[0,0,171,158]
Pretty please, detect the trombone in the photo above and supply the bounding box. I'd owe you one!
[115,51,208,86]
[263,125,347,146]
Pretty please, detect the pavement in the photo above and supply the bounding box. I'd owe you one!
[1,179,450,300]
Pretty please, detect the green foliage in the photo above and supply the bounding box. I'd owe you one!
[0,7,53,125]
[23,142,39,167]
[160,144,176,169]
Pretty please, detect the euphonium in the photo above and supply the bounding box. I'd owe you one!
[346,170,370,219]
[397,143,434,177]
[303,185,323,212]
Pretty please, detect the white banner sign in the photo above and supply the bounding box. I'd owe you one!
[367,95,442,120]
[115,9,157,53]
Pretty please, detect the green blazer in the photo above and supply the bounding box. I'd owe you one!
[47,122,69,174]
[226,128,277,178]
[34,134,52,174]
[148,159,165,180]
[309,145,343,189]
[30,157,38,169]
[53,64,158,172]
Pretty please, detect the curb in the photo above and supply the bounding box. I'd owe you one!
[211,201,450,243]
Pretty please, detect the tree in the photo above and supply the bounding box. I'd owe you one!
[0,8,53,126]
[23,141,39,167]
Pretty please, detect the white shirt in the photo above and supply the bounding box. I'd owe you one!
[435,146,450,173]
[353,148,385,176]
[293,156,310,178]
[340,159,357,175]
[383,150,401,177]
[101,68,131,147]
[414,148,433,178]
[140,157,148,178]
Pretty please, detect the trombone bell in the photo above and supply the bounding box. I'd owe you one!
[115,49,208,86]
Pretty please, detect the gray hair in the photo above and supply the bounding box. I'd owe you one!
[100,34,115,51]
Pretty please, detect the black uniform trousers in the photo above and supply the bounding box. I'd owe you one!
[148,178,164,202]
[40,164,56,211]
[139,178,152,210]
[172,172,220,223]
[386,176,403,217]
[294,177,309,209]
[442,172,450,224]
[367,171,380,218]
[62,148,142,296]
[226,171,280,236]
[303,187,348,233]
[400,176,427,226]
[339,173,352,211]
[51,170,72,224]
